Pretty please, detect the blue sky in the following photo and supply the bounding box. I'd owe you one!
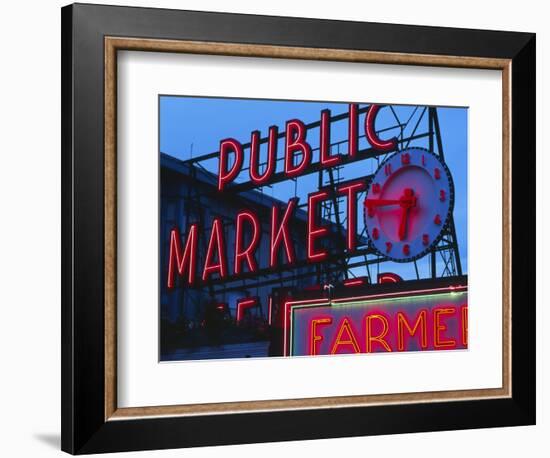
[160,95,468,279]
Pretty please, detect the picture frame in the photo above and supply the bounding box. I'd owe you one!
[61,3,536,454]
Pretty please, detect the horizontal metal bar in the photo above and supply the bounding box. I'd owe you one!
[206,243,457,295]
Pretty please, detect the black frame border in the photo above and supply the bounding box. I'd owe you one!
[61,3,535,454]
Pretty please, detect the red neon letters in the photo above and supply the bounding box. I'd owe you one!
[270,198,298,267]
[320,109,340,166]
[304,306,466,356]
[202,218,228,281]
[284,119,312,177]
[169,104,399,287]
[249,127,277,185]
[216,103,392,190]
[365,104,398,151]
[218,138,244,191]
[167,199,302,286]
[167,224,198,288]
[337,180,367,251]
[236,297,258,322]
[331,318,361,354]
[307,191,330,262]
[348,103,359,157]
[234,210,261,275]
[310,317,333,355]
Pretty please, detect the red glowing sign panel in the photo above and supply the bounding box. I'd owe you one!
[286,285,467,357]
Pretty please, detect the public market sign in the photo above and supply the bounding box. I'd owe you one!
[167,104,396,288]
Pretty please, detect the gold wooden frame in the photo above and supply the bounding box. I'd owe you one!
[104,37,512,421]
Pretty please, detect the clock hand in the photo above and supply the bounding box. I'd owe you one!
[398,189,416,241]
[364,198,402,208]
[365,188,417,222]
[398,206,409,241]
[365,189,417,209]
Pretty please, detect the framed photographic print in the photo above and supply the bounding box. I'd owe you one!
[61,3,536,454]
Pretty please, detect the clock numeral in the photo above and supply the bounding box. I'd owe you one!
[401,153,410,165]
[422,234,429,245]
[439,189,446,202]
[434,167,441,179]
[367,207,375,218]
[384,163,392,176]
[403,244,410,256]
[422,155,426,166]
[434,214,442,225]
[372,182,381,194]
[372,227,379,240]
[385,242,392,253]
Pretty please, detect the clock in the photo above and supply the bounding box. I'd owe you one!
[363,147,454,262]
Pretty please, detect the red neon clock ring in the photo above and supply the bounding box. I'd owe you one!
[363,147,454,262]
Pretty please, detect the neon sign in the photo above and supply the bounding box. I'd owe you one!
[167,104,398,288]
[285,285,467,356]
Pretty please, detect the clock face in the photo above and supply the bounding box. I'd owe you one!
[363,147,454,262]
